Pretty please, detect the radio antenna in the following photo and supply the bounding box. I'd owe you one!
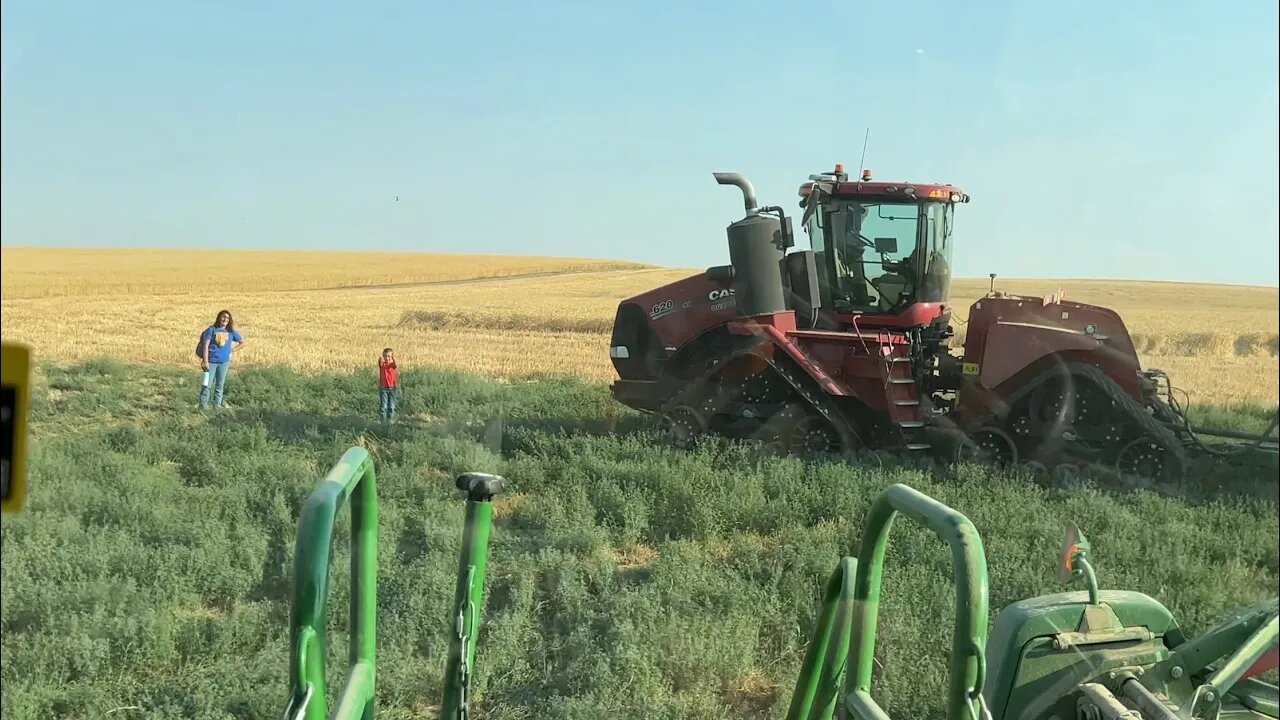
[858,128,871,175]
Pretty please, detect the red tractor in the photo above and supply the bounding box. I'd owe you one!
[607,165,1269,481]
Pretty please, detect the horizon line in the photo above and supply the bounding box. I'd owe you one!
[3,243,1278,291]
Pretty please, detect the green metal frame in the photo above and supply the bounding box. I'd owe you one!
[843,483,990,720]
[441,472,506,720]
[281,448,504,720]
[785,557,858,720]
[1157,598,1280,717]
[283,446,379,720]
[277,450,1277,720]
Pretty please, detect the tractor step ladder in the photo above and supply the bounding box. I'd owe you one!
[879,338,931,452]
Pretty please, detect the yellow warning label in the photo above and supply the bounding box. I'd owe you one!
[962,362,980,376]
[2,341,31,515]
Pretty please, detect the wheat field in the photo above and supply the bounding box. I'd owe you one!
[0,247,647,298]
[2,247,1277,404]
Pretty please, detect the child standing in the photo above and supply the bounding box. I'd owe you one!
[378,348,399,423]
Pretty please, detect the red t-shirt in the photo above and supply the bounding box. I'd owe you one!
[379,360,398,389]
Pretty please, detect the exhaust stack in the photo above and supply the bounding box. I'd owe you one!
[712,172,758,214]
[710,171,786,317]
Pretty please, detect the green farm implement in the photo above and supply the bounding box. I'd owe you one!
[282,447,1279,719]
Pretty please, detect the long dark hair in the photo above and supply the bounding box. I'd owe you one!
[212,309,236,332]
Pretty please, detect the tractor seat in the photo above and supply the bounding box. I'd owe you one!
[870,275,908,311]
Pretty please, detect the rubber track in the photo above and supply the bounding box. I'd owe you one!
[657,342,1184,479]
[996,361,1187,478]
[659,336,863,452]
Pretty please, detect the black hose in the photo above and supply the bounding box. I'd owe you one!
[1148,369,1278,457]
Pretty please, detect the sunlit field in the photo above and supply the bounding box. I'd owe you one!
[1,360,1274,720]
[2,247,1277,404]
[0,247,648,298]
[3,249,1277,719]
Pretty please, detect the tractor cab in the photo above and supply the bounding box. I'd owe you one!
[798,165,968,323]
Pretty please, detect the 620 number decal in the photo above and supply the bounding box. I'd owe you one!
[650,300,674,318]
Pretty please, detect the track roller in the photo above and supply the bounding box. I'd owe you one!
[789,413,844,456]
[955,426,1018,466]
[662,405,708,450]
[1115,434,1182,482]
[1021,461,1049,479]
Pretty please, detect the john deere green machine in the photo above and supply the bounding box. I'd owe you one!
[281,447,1278,719]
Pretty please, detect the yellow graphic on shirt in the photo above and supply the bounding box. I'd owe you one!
[212,331,230,348]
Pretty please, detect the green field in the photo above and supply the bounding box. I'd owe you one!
[1,361,1277,719]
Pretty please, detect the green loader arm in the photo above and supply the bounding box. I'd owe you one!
[837,483,992,720]
[799,482,1278,720]
[281,446,379,720]
[280,446,504,720]
[784,557,859,720]
[278,450,1276,720]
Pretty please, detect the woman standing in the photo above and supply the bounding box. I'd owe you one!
[197,310,245,409]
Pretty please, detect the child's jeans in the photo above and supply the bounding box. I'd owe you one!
[199,362,230,409]
[379,388,398,422]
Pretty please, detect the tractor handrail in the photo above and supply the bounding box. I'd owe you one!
[285,446,378,720]
[785,557,858,720]
[844,484,990,720]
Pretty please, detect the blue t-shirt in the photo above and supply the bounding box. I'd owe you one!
[202,326,243,364]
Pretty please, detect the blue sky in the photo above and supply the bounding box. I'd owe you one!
[3,1,1277,286]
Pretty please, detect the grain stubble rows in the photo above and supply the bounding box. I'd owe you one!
[3,247,1277,404]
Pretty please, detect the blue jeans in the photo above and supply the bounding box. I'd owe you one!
[199,362,230,408]
[379,388,398,422]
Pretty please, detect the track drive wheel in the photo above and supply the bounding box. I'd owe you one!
[740,369,792,404]
[955,426,1019,466]
[1025,375,1079,435]
[1115,435,1183,482]
[663,405,708,450]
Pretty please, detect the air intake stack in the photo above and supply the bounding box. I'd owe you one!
[712,172,788,317]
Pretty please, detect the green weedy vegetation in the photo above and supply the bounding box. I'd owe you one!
[1,360,1276,720]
